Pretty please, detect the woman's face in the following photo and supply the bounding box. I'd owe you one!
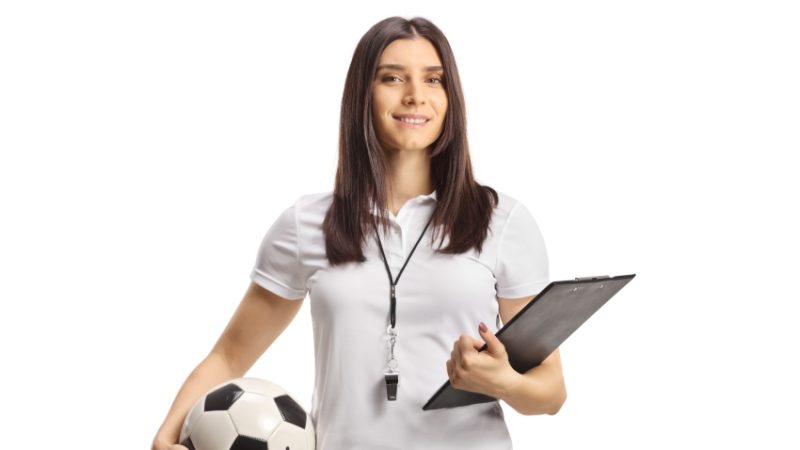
[371,38,448,154]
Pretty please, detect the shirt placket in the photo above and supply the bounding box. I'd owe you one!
[383,196,432,273]
[387,216,406,271]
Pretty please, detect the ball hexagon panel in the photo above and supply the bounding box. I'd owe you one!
[189,411,238,450]
[266,420,311,450]
[228,392,283,441]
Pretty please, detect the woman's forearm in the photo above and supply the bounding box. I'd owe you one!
[499,363,567,416]
[152,352,241,446]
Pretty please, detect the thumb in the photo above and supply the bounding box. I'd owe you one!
[478,321,505,356]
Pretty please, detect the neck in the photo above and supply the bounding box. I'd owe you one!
[385,149,434,212]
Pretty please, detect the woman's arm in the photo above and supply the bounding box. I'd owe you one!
[498,348,567,415]
[151,281,305,449]
[446,294,567,416]
[497,294,567,416]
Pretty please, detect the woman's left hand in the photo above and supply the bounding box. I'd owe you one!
[445,322,521,399]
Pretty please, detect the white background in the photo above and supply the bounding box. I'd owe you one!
[1,1,798,448]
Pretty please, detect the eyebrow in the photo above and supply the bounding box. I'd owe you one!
[376,64,444,72]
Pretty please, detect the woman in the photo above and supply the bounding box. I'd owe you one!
[152,16,566,450]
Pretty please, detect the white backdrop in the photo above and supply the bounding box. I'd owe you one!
[1,1,798,448]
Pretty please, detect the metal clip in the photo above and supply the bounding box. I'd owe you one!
[385,325,399,400]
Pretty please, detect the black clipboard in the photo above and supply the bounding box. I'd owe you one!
[422,273,636,410]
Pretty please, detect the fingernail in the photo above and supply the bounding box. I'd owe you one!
[479,322,487,332]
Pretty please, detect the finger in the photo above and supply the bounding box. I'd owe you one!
[462,334,483,353]
[458,341,472,370]
[452,341,462,368]
[456,337,474,370]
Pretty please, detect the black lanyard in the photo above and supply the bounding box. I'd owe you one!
[373,212,435,401]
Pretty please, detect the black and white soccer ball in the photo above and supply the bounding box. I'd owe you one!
[179,377,315,450]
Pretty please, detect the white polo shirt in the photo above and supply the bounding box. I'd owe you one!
[250,189,549,450]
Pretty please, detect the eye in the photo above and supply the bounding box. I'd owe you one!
[379,74,444,86]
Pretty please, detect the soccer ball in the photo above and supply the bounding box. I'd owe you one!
[179,377,315,450]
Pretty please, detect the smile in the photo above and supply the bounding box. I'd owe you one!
[393,116,430,128]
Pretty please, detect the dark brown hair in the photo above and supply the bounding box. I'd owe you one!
[323,16,499,265]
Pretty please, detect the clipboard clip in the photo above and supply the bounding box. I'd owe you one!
[574,275,610,281]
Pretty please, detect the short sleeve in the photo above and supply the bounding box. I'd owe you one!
[249,200,308,300]
[494,201,550,299]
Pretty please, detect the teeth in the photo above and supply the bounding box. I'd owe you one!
[397,117,427,124]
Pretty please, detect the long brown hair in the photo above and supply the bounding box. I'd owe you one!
[323,16,499,266]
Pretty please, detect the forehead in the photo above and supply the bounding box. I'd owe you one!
[377,38,443,69]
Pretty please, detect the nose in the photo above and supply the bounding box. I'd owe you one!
[402,79,426,106]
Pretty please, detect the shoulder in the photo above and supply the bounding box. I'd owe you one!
[490,189,522,228]
[489,189,546,240]
[292,190,334,230]
[264,192,331,236]
[287,190,333,214]
[296,190,334,209]
[492,189,519,213]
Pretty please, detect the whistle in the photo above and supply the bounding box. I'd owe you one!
[385,374,398,401]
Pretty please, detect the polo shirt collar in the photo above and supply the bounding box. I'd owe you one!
[371,189,437,216]
[420,189,437,201]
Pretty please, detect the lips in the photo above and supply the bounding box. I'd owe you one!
[393,115,430,128]
[393,114,431,121]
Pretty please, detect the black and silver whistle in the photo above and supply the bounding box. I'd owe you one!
[385,374,398,400]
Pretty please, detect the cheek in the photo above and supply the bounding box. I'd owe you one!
[372,88,393,112]
[435,97,448,119]
[371,101,390,122]
[370,91,382,118]
[435,103,448,124]
[371,105,387,127]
